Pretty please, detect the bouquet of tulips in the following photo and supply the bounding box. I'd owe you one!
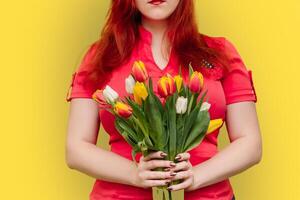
[92,60,223,200]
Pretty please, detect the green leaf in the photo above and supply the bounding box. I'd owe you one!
[162,105,169,153]
[176,112,186,155]
[148,78,164,114]
[183,110,210,152]
[188,62,194,78]
[144,78,166,150]
[165,95,177,160]
[115,117,140,143]
[179,103,201,152]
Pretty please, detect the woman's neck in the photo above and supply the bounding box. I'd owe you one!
[141,17,172,70]
[141,17,168,37]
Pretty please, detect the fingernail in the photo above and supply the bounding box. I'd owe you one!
[167,186,173,191]
[170,172,177,176]
[170,162,176,167]
[164,168,171,171]
[160,152,167,157]
[175,155,181,160]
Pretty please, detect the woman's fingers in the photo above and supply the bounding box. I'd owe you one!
[144,159,176,170]
[168,170,192,181]
[141,170,176,180]
[141,151,167,161]
[144,179,171,188]
[168,160,189,172]
[167,177,193,191]
[175,152,190,162]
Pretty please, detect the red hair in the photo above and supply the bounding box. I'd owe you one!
[86,0,228,86]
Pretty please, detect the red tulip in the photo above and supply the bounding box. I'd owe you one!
[157,74,176,98]
[114,101,133,118]
[132,60,148,82]
[189,71,204,93]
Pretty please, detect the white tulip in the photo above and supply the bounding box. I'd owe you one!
[103,85,119,103]
[176,96,188,114]
[125,74,135,94]
[200,102,211,111]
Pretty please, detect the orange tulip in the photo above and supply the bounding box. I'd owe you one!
[157,74,176,98]
[92,89,111,109]
[189,71,204,93]
[132,60,148,82]
[114,101,133,118]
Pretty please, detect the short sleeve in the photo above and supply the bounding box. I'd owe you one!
[66,42,100,102]
[220,38,257,105]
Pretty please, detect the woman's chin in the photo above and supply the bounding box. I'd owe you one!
[143,12,172,21]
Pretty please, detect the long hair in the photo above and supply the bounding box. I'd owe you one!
[86,0,228,86]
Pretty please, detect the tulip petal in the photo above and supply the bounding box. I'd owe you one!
[132,60,148,82]
[114,101,133,118]
[133,82,148,104]
[206,118,224,134]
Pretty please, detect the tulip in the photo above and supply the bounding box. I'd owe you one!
[174,75,183,92]
[132,60,148,82]
[176,96,188,114]
[125,74,135,94]
[207,118,223,134]
[200,102,211,111]
[133,82,148,105]
[114,101,133,118]
[92,89,107,107]
[157,74,176,98]
[189,71,204,93]
[103,85,119,103]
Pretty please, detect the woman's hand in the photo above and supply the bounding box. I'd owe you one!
[166,152,196,191]
[133,151,178,189]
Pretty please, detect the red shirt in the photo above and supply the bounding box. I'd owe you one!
[66,24,257,200]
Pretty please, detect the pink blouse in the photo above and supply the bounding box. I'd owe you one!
[66,24,257,200]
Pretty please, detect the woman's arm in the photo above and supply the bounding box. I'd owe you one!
[65,98,175,187]
[66,98,138,186]
[188,101,262,191]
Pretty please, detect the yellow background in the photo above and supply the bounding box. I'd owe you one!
[1,0,299,199]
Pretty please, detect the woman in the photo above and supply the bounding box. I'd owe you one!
[65,0,262,200]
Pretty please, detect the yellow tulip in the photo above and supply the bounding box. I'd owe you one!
[133,82,148,104]
[174,75,183,92]
[206,118,224,134]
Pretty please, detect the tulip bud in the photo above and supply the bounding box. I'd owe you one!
[157,74,176,98]
[200,102,211,111]
[133,82,148,105]
[174,75,183,92]
[176,96,188,114]
[132,60,148,82]
[114,101,133,118]
[125,75,135,94]
[189,71,204,93]
[103,85,119,103]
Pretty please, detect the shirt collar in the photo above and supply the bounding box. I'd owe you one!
[136,24,180,74]
[137,24,152,45]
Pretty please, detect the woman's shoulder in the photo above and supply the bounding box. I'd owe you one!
[201,33,243,60]
[198,33,252,82]
[201,33,228,51]
[196,34,226,80]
